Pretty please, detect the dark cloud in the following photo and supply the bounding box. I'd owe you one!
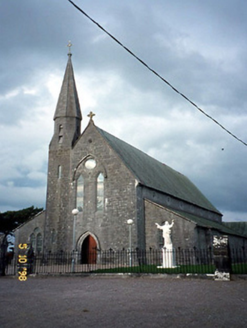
[0,1,247,221]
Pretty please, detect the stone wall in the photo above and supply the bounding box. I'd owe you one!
[44,122,138,253]
[14,211,46,254]
[144,199,197,249]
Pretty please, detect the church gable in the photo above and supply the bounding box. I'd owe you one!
[14,211,46,253]
[72,120,137,186]
[69,120,138,251]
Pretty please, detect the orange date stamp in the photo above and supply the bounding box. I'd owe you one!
[18,244,28,281]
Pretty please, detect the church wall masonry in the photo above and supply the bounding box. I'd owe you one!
[136,185,145,250]
[44,145,73,252]
[144,200,197,249]
[15,211,46,254]
[68,122,138,252]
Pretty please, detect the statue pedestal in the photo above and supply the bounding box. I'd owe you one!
[158,245,176,268]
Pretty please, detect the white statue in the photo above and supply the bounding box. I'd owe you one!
[156,220,176,268]
[155,220,174,247]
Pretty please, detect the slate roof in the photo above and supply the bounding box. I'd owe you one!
[223,222,247,237]
[96,126,221,214]
[144,201,246,237]
[54,55,82,120]
[173,209,245,237]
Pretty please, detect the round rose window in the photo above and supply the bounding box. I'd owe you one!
[85,159,96,169]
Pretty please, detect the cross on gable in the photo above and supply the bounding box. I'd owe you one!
[88,111,95,121]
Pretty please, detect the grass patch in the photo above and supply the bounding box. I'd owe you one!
[91,263,247,275]
[231,263,247,274]
[92,264,216,274]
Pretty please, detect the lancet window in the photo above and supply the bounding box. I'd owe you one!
[30,233,35,249]
[36,233,43,253]
[58,165,62,179]
[29,228,43,253]
[58,124,63,143]
[97,173,104,211]
[77,175,84,211]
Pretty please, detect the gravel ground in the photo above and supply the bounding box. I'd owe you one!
[0,275,247,328]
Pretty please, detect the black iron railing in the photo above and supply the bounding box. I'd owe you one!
[230,247,247,274]
[1,247,247,276]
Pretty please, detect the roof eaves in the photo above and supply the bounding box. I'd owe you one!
[173,209,246,237]
[13,210,46,232]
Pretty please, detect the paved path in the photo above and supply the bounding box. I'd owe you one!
[0,276,247,328]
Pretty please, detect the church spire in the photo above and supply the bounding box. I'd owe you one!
[54,46,82,121]
[50,45,82,148]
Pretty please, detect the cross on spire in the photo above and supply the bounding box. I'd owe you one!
[67,41,72,56]
[88,111,95,121]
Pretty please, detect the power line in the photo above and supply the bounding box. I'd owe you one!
[68,0,247,147]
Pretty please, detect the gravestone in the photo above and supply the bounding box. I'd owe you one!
[213,235,231,281]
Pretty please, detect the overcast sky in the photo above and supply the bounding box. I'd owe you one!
[0,0,246,222]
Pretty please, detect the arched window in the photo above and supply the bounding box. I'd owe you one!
[97,173,104,211]
[36,233,43,253]
[77,175,84,211]
[58,124,63,143]
[58,165,62,179]
[30,233,35,249]
[51,229,56,243]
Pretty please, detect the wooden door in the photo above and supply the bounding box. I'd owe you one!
[81,235,97,264]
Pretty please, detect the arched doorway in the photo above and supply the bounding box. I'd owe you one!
[81,235,97,264]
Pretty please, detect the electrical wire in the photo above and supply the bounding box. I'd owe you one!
[68,0,247,147]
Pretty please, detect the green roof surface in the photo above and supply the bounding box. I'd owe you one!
[223,222,247,237]
[96,126,220,214]
[173,209,244,236]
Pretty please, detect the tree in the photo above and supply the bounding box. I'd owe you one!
[0,206,43,276]
[0,206,43,234]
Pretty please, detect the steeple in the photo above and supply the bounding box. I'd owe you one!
[45,46,82,251]
[54,53,82,121]
[50,45,82,148]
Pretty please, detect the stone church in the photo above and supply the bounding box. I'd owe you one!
[15,53,247,260]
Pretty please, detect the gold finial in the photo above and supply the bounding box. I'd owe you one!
[67,41,72,55]
[88,111,95,121]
